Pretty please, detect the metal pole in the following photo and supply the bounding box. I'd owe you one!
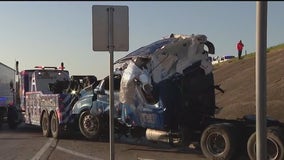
[108,7,115,160]
[256,2,267,160]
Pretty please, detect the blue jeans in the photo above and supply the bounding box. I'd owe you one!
[238,50,242,59]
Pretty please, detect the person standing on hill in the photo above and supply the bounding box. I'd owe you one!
[237,40,244,59]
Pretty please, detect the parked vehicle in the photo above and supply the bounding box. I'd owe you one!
[220,55,235,62]
[0,62,16,128]
[209,55,236,65]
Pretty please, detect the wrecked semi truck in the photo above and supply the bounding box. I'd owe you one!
[75,34,284,160]
[0,62,16,127]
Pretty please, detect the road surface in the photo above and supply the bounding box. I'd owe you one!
[0,123,248,160]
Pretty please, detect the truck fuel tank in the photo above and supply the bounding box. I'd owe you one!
[145,128,169,143]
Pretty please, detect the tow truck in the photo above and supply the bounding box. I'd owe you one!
[8,62,73,138]
[8,62,100,138]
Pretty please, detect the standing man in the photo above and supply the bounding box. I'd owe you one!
[237,40,244,59]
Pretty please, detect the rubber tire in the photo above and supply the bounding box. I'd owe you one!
[79,110,101,140]
[41,112,51,137]
[50,113,61,139]
[247,126,284,160]
[200,123,239,160]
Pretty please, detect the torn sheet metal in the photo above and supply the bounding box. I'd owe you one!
[120,34,212,83]
[119,59,152,105]
[115,33,214,111]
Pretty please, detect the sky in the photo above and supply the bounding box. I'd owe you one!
[0,1,283,79]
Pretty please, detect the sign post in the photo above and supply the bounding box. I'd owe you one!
[92,5,129,160]
[256,2,267,160]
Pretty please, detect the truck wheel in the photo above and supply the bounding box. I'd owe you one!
[79,110,101,140]
[247,126,284,160]
[50,113,61,139]
[200,123,239,160]
[41,112,51,137]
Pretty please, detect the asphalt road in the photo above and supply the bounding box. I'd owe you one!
[0,123,209,160]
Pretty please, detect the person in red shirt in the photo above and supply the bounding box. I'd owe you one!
[237,40,244,59]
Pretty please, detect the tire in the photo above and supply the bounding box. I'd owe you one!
[50,112,61,139]
[247,126,284,160]
[41,112,51,137]
[200,123,239,160]
[79,110,102,140]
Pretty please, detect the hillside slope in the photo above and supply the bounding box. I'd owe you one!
[213,48,284,122]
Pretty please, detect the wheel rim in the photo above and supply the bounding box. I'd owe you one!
[267,137,280,160]
[206,132,226,156]
[83,114,99,134]
[252,137,280,160]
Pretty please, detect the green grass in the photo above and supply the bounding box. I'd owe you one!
[267,43,284,52]
[213,43,284,69]
[244,43,284,59]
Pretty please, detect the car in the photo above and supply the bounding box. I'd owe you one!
[209,55,236,65]
[220,55,235,62]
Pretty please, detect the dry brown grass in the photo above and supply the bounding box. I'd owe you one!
[213,48,284,122]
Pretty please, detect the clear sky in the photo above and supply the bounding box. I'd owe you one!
[0,1,283,79]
